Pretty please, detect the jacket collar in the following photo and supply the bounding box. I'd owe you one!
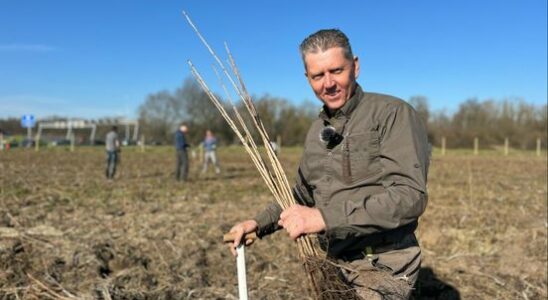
[319,84,363,123]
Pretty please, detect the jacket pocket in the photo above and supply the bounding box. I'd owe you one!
[346,131,382,183]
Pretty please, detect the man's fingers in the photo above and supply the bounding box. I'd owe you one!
[280,204,304,222]
[226,220,259,257]
[230,234,255,257]
[290,232,299,240]
[227,226,244,256]
[233,229,243,246]
[289,224,304,240]
[231,240,241,256]
[280,205,298,219]
[227,229,239,257]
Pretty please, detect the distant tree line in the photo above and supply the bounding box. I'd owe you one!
[411,96,547,149]
[1,79,546,150]
[136,78,317,147]
[137,79,546,149]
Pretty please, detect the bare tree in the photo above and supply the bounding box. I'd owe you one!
[138,90,184,144]
[409,95,430,127]
[135,80,546,150]
[174,78,229,143]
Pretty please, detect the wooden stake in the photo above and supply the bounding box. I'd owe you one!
[537,138,541,157]
[441,137,446,156]
[35,134,40,152]
[70,133,75,152]
[504,138,509,156]
[473,137,479,155]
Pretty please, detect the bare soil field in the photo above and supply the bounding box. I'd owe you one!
[0,146,546,299]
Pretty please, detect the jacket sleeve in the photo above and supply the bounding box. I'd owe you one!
[253,202,282,238]
[175,132,180,147]
[319,101,430,238]
[254,152,322,237]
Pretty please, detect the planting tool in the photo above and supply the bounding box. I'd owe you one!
[224,232,257,300]
[222,231,257,244]
[236,244,247,300]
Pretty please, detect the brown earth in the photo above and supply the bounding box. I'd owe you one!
[0,146,546,299]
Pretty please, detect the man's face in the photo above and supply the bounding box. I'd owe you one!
[304,47,359,111]
[180,125,188,133]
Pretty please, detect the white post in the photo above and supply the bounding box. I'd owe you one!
[70,133,75,152]
[66,123,72,140]
[441,137,446,156]
[236,245,248,300]
[473,137,479,155]
[90,124,97,145]
[133,122,139,141]
[35,133,40,152]
[504,138,509,156]
[125,123,130,144]
[537,138,542,157]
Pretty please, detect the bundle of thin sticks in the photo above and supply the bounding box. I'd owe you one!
[183,11,359,299]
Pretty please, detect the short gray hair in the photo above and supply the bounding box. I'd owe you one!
[299,29,354,63]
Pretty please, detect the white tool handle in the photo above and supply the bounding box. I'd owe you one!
[236,244,248,300]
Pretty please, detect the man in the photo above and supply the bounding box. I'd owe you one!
[228,29,430,299]
[175,123,190,181]
[105,126,121,180]
[201,129,221,175]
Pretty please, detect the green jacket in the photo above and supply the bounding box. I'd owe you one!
[255,85,430,258]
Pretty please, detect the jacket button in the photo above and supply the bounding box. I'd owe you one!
[414,163,420,168]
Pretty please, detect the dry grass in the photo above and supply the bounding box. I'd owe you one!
[0,146,546,299]
[417,153,547,299]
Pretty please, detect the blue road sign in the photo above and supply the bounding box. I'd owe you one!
[21,114,35,128]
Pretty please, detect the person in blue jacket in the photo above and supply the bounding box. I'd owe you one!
[175,123,190,181]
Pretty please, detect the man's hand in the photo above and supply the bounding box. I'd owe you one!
[227,220,258,256]
[278,204,326,240]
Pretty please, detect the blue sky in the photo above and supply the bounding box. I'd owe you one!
[0,0,546,120]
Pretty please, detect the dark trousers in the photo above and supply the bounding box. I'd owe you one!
[106,150,118,179]
[339,233,421,299]
[176,149,189,181]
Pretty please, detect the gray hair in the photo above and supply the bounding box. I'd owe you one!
[299,29,354,63]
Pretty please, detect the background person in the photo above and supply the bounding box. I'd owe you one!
[227,29,430,299]
[105,126,121,179]
[175,123,190,181]
[201,129,221,175]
